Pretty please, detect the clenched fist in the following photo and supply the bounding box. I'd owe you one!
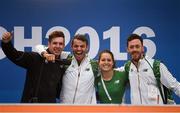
[42,52,56,62]
[2,31,13,43]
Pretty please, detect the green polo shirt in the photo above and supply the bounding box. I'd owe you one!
[95,70,128,104]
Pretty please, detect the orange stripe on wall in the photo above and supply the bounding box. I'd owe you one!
[0,105,180,112]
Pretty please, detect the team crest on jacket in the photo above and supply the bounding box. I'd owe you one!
[114,80,120,84]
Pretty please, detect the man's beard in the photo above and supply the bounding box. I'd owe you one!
[131,51,142,62]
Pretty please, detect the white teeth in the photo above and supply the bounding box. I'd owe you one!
[103,65,109,68]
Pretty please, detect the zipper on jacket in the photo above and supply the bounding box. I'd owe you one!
[72,68,80,103]
[136,63,143,104]
[137,72,143,104]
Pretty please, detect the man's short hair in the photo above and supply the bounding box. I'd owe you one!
[71,34,88,46]
[49,31,65,42]
[127,34,143,47]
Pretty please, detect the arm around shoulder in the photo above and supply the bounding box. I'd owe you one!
[35,44,47,56]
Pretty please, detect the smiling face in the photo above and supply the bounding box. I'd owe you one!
[48,37,65,57]
[98,51,114,72]
[71,38,88,63]
[127,39,144,62]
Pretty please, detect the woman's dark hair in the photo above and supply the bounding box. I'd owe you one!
[98,49,116,68]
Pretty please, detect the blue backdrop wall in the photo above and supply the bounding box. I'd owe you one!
[0,0,179,103]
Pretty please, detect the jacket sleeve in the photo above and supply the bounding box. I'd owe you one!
[1,41,36,69]
[160,63,180,97]
[35,44,47,56]
[35,44,71,59]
